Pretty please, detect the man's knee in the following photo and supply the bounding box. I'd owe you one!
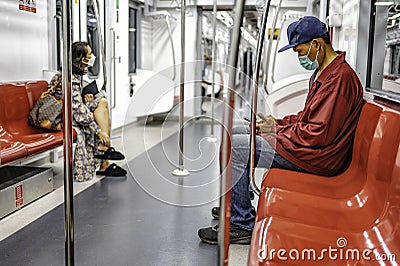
[232,134,249,149]
[231,135,250,163]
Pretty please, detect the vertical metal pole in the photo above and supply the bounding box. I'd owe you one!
[246,48,251,92]
[262,0,282,93]
[206,0,218,142]
[172,0,189,176]
[218,0,245,265]
[355,0,373,89]
[238,43,244,112]
[319,0,327,21]
[210,0,217,136]
[165,15,177,81]
[111,28,117,109]
[249,0,272,196]
[62,0,74,265]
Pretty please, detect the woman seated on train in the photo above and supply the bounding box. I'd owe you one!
[48,41,126,182]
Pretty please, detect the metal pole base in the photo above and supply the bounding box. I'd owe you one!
[172,168,190,176]
[205,136,218,142]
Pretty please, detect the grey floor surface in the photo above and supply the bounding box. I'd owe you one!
[0,97,258,266]
[0,123,225,266]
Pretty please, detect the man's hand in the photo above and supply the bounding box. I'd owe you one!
[256,113,276,134]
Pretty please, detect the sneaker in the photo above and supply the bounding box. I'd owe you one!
[198,223,253,245]
[211,206,256,220]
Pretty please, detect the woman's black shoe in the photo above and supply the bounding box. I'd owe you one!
[96,163,127,176]
[94,147,125,160]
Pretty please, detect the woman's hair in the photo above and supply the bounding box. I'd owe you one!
[72,41,89,75]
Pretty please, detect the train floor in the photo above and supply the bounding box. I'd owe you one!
[0,99,258,266]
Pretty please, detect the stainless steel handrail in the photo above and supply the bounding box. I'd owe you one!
[111,28,117,109]
[172,0,189,176]
[246,47,251,92]
[179,0,185,169]
[54,14,62,70]
[249,0,273,196]
[263,0,282,94]
[238,44,245,110]
[270,17,285,84]
[165,15,177,81]
[62,0,74,264]
[210,0,217,137]
[218,1,245,265]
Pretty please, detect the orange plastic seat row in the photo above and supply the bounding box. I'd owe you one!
[248,102,400,265]
[0,81,69,165]
[0,138,27,164]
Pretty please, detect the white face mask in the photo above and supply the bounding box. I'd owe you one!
[86,55,96,67]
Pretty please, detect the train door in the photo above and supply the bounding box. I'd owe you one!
[200,11,230,98]
[71,0,106,87]
[108,0,141,128]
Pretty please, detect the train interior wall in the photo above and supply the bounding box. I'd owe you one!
[0,0,51,82]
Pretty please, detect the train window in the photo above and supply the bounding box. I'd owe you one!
[87,2,100,78]
[367,1,400,102]
[383,3,400,99]
[129,5,138,74]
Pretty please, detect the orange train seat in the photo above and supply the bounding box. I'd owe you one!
[0,138,27,164]
[248,102,400,265]
[0,81,75,164]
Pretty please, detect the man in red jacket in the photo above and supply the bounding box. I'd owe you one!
[198,16,365,245]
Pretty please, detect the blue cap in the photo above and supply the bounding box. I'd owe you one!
[278,16,328,53]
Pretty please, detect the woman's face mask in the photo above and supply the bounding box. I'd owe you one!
[298,42,319,71]
[86,54,96,67]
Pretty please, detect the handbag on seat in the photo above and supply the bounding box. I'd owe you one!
[28,78,63,131]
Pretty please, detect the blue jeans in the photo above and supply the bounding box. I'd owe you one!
[228,126,304,230]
